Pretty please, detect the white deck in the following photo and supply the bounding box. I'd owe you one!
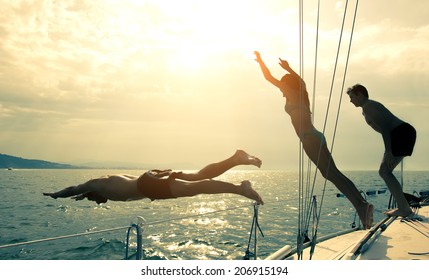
[269,205,429,260]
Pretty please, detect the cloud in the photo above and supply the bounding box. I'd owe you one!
[351,20,429,75]
[0,0,428,170]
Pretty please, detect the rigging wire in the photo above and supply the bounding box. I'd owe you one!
[311,0,321,122]
[296,0,305,260]
[303,0,322,243]
[311,0,360,259]
[316,0,360,230]
[295,0,361,259]
[296,0,323,260]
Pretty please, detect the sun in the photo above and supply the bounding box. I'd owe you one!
[108,0,295,74]
[160,0,263,73]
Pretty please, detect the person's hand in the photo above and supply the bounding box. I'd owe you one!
[278,58,290,70]
[254,51,263,63]
[152,169,172,178]
[168,171,183,180]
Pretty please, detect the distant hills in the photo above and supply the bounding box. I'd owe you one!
[0,153,80,169]
[0,153,195,170]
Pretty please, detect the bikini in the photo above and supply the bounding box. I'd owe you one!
[285,103,326,145]
[137,171,177,201]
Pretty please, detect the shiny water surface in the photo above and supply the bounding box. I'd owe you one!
[0,169,427,260]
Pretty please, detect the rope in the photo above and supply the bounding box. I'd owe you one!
[297,0,306,260]
[0,225,131,249]
[300,0,323,257]
[311,0,321,121]
[401,219,429,238]
[316,0,360,226]
[0,200,278,250]
[309,196,319,259]
[296,0,320,260]
[296,0,361,258]
[243,203,265,260]
[296,0,302,259]
[408,251,429,256]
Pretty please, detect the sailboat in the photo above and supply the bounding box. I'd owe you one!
[266,193,429,260]
[263,0,429,261]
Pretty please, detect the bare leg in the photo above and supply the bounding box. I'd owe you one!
[169,179,264,205]
[43,185,88,199]
[173,149,262,181]
[304,138,373,229]
[323,158,373,229]
[379,156,412,217]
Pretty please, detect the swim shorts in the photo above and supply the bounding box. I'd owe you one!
[137,171,176,201]
[390,122,416,157]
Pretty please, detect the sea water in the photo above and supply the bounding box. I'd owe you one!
[0,169,428,260]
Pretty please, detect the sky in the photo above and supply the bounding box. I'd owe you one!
[0,0,428,171]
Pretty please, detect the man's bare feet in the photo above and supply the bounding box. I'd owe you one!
[384,208,413,217]
[240,180,264,205]
[234,149,262,168]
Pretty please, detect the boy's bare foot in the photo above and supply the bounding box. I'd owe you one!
[234,149,262,168]
[240,180,264,205]
[384,208,413,217]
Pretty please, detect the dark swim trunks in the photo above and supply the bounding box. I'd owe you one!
[390,122,416,157]
[137,171,176,201]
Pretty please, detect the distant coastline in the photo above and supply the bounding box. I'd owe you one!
[0,153,83,169]
[0,153,151,170]
[2,153,428,171]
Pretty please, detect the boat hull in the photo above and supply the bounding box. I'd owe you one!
[267,205,429,260]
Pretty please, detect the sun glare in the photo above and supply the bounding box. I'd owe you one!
[154,0,263,73]
[173,46,208,72]
[98,0,296,74]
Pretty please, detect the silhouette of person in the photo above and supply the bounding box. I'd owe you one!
[44,150,264,205]
[347,84,416,217]
[255,51,373,229]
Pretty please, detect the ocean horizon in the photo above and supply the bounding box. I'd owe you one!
[1,169,428,260]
